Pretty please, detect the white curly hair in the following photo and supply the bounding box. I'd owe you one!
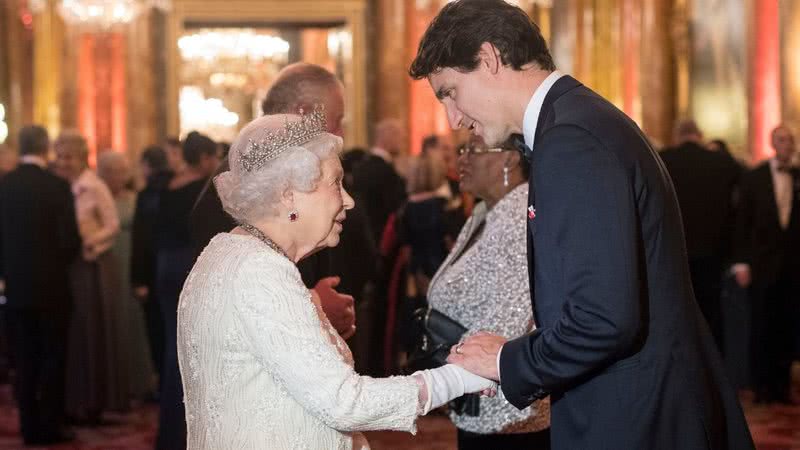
[214,114,343,224]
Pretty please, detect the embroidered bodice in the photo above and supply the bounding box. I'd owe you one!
[178,233,420,449]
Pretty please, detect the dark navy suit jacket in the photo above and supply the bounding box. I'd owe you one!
[498,76,754,449]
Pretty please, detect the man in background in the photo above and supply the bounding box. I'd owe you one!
[0,125,80,445]
[660,119,742,352]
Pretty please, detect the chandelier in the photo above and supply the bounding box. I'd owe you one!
[28,0,170,28]
[178,30,290,63]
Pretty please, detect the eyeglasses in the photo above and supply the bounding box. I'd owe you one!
[457,144,509,156]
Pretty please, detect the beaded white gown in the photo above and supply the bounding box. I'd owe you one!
[177,233,420,450]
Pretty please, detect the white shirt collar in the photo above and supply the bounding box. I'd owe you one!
[522,70,565,148]
[20,154,47,169]
[371,146,392,163]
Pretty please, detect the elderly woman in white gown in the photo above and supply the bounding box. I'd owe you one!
[177,111,496,449]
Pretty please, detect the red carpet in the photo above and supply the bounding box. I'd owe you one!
[0,385,796,449]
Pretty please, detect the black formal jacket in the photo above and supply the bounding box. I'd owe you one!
[0,163,80,311]
[660,141,742,261]
[350,154,406,245]
[734,162,800,283]
[131,170,172,290]
[499,76,753,449]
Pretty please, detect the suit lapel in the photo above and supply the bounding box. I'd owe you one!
[526,75,582,325]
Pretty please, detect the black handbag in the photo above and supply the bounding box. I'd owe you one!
[407,307,466,370]
[406,307,480,416]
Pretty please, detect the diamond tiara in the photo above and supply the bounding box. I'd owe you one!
[239,106,327,172]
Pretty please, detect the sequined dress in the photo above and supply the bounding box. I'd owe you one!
[177,233,421,449]
[427,183,550,434]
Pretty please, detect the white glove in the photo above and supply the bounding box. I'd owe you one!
[416,364,497,414]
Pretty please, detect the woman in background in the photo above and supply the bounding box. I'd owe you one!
[153,131,219,450]
[54,132,123,422]
[427,135,550,449]
[97,152,155,403]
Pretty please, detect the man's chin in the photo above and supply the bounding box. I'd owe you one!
[479,130,506,149]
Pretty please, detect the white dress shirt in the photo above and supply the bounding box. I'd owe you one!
[770,158,794,229]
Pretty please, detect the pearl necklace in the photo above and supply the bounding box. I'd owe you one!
[238,222,291,261]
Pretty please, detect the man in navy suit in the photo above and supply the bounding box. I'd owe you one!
[410,1,753,448]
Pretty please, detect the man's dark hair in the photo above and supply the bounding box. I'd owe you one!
[421,135,440,155]
[261,63,340,115]
[182,131,217,166]
[18,125,49,156]
[140,145,169,172]
[409,0,555,79]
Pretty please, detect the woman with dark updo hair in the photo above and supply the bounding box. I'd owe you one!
[152,131,219,450]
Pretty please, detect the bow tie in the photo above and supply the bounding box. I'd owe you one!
[510,134,533,162]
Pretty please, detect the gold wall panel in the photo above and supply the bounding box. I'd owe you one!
[781,0,800,131]
[32,0,64,137]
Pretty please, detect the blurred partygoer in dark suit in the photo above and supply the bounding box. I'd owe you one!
[734,125,800,404]
[660,119,742,352]
[0,126,80,445]
[154,131,219,450]
[131,146,171,382]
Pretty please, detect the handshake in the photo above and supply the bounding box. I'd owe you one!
[414,331,509,414]
[416,364,498,414]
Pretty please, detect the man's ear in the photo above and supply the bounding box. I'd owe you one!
[477,42,502,74]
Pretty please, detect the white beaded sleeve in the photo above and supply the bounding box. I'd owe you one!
[232,256,421,433]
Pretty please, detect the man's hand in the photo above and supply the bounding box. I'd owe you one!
[733,265,751,288]
[313,276,356,340]
[447,332,506,381]
[133,285,149,302]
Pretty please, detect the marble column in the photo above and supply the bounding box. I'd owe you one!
[620,0,642,123]
[126,12,158,161]
[574,0,594,88]
[32,0,65,136]
[374,0,408,136]
[405,0,448,155]
[4,2,34,147]
[781,0,800,131]
[76,31,128,165]
[591,0,622,107]
[639,0,676,148]
[750,0,780,162]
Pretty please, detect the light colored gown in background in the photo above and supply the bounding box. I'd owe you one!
[111,189,155,399]
[65,169,125,417]
[178,233,422,450]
